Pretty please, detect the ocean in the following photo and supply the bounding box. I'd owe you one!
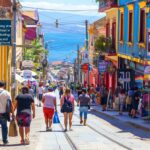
[39,11,102,63]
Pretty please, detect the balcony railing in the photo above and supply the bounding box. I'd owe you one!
[98,0,118,12]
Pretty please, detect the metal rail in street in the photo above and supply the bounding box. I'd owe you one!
[73,113,132,150]
[59,122,78,150]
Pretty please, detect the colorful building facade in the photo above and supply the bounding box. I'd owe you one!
[0,0,24,92]
[118,0,150,89]
[98,0,119,92]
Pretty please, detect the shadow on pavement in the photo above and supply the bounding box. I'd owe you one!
[89,109,150,139]
[0,143,23,147]
[38,130,64,133]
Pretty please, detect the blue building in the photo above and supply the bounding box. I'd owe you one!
[118,0,150,89]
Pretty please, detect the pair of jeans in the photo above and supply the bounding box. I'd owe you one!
[0,117,8,143]
[79,106,88,119]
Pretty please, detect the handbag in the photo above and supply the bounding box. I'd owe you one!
[9,120,18,137]
[53,112,60,124]
[61,97,73,113]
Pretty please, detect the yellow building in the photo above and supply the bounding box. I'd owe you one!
[0,0,23,93]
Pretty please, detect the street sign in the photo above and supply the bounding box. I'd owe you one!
[98,61,107,73]
[0,20,11,45]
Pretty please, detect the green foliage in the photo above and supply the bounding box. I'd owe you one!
[24,39,48,63]
[94,35,112,53]
[95,0,99,2]
[24,38,48,70]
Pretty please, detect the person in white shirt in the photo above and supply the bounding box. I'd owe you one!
[37,84,44,107]
[42,87,57,131]
[0,81,14,144]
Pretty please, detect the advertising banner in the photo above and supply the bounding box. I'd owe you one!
[98,61,107,73]
[0,20,11,45]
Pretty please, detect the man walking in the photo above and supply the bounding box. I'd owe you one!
[0,81,14,144]
[78,88,90,126]
[42,86,57,131]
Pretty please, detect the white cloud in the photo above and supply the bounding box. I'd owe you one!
[20,1,103,16]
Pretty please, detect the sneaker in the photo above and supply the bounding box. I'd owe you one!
[3,140,9,145]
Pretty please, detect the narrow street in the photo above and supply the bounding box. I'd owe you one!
[0,90,149,150]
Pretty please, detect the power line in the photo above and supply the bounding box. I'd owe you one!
[22,6,98,12]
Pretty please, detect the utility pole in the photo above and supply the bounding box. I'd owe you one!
[85,20,90,85]
[12,0,17,100]
[77,44,80,83]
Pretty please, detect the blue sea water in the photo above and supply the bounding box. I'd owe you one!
[39,11,101,63]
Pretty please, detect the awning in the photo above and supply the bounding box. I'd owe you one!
[118,54,150,65]
[16,74,24,83]
[105,55,118,62]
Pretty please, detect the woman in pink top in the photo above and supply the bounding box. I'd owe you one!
[60,88,75,131]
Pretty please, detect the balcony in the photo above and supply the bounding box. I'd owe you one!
[98,0,118,12]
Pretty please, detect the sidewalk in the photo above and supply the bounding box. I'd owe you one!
[91,105,150,131]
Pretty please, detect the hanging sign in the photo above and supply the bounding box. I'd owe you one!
[0,20,11,45]
[98,61,107,73]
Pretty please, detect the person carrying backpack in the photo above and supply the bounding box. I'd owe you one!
[0,81,14,145]
[60,88,75,132]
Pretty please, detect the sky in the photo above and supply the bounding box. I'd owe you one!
[20,0,100,16]
[19,0,104,62]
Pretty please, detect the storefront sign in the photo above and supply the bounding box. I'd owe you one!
[147,29,150,56]
[98,61,107,73]
[118,69,134,90]
[0,20,11,45]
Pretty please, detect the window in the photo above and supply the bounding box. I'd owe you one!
[139,9,146,43]
[106,22,110,38]
[128,11,133,42]
[112,22,116,49]
[120,13,124,41]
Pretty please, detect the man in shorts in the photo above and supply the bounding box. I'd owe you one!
[42,87,57,131]
[0,81,14,144]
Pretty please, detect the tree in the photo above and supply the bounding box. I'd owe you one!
[94,35,112,53]
[24,38,48,70]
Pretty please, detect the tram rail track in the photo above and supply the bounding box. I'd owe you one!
[73,113,132,150]
[59,121,78,150]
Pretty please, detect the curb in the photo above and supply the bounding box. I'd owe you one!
[91,108,150,132]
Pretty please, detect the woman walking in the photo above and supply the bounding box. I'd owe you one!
[14,86,35,144]
[42,86,57,131]
[78,88,90,126]
[60,88,75,132]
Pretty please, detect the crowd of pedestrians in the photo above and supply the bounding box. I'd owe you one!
[0,80,149,146]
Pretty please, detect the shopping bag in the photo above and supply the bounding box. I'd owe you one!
[9,120,18,137]
[53,112,60,124]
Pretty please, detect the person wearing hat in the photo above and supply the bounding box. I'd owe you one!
[78,88,91,126]
[42,86,57,131]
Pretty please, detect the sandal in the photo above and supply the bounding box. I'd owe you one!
[20,140,24,145]
[25,139,30,145]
